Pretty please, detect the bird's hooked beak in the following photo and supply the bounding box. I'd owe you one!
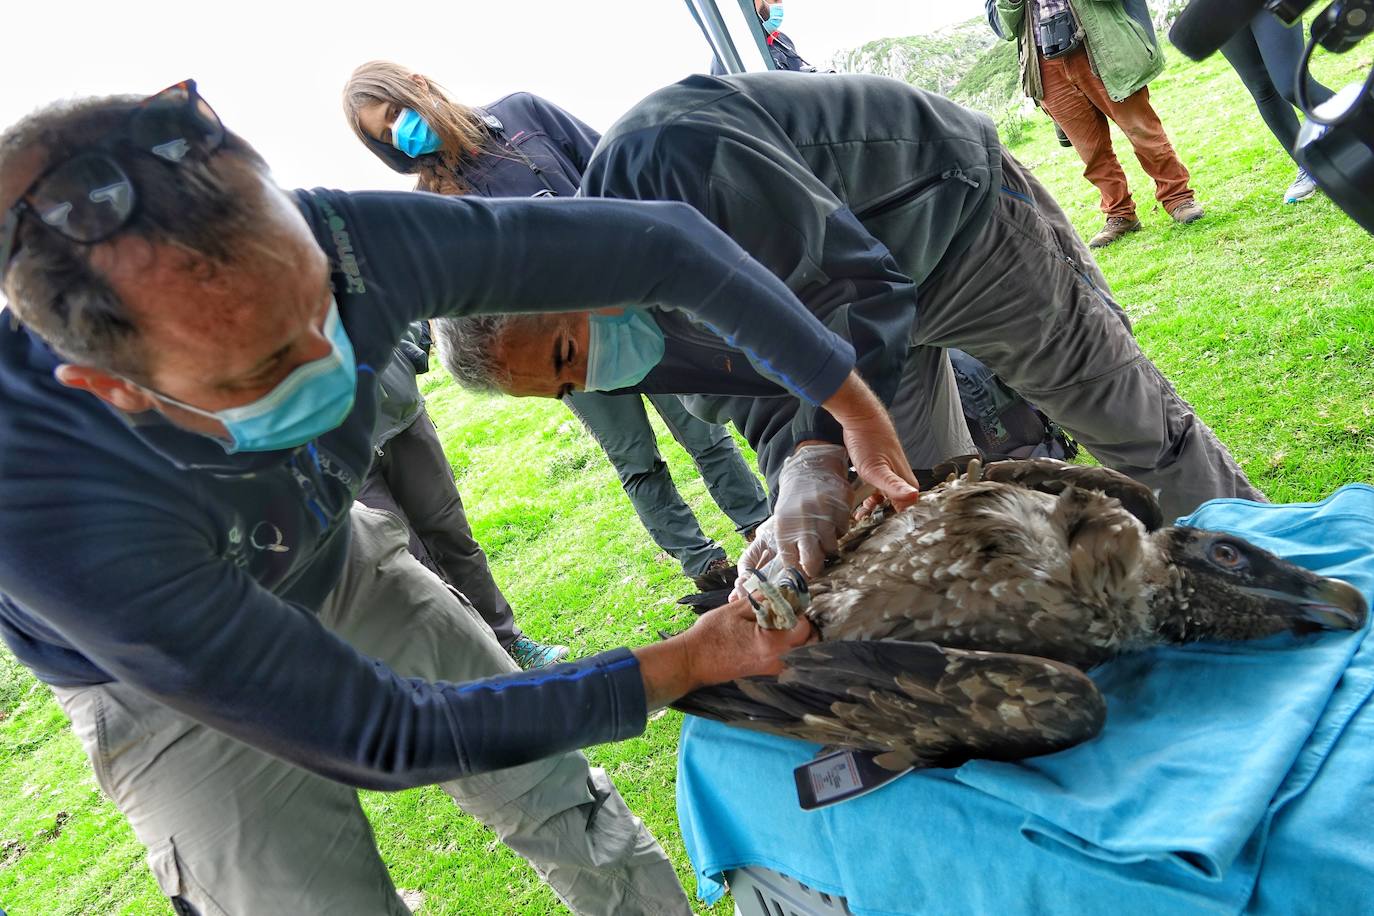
[1236,576,1368,633]
[1167,528,1370,642]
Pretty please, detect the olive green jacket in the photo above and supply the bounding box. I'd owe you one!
[996,0,1165,102]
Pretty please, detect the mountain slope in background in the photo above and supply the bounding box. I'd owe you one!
[833,17,999,96]
[833,1,1190,141]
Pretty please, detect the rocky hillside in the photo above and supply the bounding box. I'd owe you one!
[833,17,1000,97]
[832,1,1191,141]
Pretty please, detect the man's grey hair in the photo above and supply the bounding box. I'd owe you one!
[432,314,517,393]
[0,93,270,376]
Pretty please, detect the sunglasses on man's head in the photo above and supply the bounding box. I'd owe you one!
[0,79,225,281]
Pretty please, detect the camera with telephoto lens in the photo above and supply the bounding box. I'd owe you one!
[1170,0,1374,233]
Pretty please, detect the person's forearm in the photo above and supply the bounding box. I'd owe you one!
[635,637,697,710]
[331,191,857,407]
[634,203,855,405]
[821,371,920,508]
[636,600,817,709]
[821,370,893,435]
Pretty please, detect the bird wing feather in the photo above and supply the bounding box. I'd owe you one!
[981,458,1164,531]
[673,640,1106,771]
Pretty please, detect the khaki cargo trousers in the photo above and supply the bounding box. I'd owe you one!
[54,505,691,915]
[887,151,1261,519]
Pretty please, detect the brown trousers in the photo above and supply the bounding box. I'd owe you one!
[1038,47,1195,219]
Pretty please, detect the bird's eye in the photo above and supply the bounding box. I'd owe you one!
[1209,541,1245,569]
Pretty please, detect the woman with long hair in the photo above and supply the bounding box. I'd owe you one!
[342,61,771,598]
[1219,14,1337,203]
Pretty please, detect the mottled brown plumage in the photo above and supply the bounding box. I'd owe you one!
[675,459,1367,770]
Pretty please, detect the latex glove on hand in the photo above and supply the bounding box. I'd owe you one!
[732,373,920,597]
[738,443,853,588]
[732,517,780,601]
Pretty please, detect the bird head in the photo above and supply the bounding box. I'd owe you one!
[1154,527,1367,643]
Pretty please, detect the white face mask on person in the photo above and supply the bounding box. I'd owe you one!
[583,308,665,392]
[141,298,359,453]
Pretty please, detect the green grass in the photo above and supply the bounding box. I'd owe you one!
[3,45,1373,915]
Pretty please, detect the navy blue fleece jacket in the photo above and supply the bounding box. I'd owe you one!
[0,188,853,789]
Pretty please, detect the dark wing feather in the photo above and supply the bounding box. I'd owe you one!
[982,458,1164,531]
[673,640,1106,771]
[676,588,733,614]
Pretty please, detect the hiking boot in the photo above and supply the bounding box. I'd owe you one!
[691,556,737,592]
[1285,168,1318,203]
[1088,216,1142,248]
[509,636,570,670]
[1169,199,1205,224]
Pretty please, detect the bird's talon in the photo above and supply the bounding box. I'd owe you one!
[781,567,812,610]
[744,567,802,630]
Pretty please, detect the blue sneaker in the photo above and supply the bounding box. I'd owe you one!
[509,636,570,670]
[1285,168,1318,203]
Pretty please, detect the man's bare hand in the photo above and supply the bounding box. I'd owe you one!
[823,371,920,512]
[634,599,816,710]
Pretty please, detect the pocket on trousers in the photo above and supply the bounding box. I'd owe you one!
[146,838,228,916]
[858,173,984,285]
[88,693,116,798]
[58,687,120,800]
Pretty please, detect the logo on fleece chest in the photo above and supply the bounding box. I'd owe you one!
[219,447,360,585]
[319,199,367,296]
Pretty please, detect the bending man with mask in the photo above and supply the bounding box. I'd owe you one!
[436,71,1263,585]
[0,80,917,915]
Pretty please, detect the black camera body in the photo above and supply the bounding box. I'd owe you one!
[1297,83,1374,231]
[1171,0,1374,234]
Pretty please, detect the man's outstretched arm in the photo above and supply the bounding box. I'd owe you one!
[636,599,816,710]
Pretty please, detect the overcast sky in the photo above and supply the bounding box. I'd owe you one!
[0,0,982,192]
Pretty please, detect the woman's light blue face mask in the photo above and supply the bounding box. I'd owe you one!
[583,308,665,392]
[392,108,444,158]
[145,298,359,453]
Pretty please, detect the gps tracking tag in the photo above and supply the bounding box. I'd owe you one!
[793,749,913,810]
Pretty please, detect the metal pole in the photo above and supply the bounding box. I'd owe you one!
[733,0,777,69]
[683,0,747,73]
[680,0,776,72]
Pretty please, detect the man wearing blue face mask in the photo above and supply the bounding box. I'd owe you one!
[710,0,820,74]
[0,81,917,915]
[436,71,1262,592]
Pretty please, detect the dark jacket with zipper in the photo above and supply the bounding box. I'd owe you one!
[711,29,816,74]
[372,322,432,449]
[0,187,854,791]
[582,72,1001,495]
[455,92,595,198]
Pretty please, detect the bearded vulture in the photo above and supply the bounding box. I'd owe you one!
[675,459,1367,770]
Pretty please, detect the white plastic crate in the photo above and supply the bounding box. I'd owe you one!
[728,866,855,916]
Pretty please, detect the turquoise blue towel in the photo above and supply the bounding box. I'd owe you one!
[676,485,1374,915]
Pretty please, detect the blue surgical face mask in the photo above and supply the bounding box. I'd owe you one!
[584,308,665,392]
[762,3,784,33]
[392,108,443,158]
[147,299,359,453]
